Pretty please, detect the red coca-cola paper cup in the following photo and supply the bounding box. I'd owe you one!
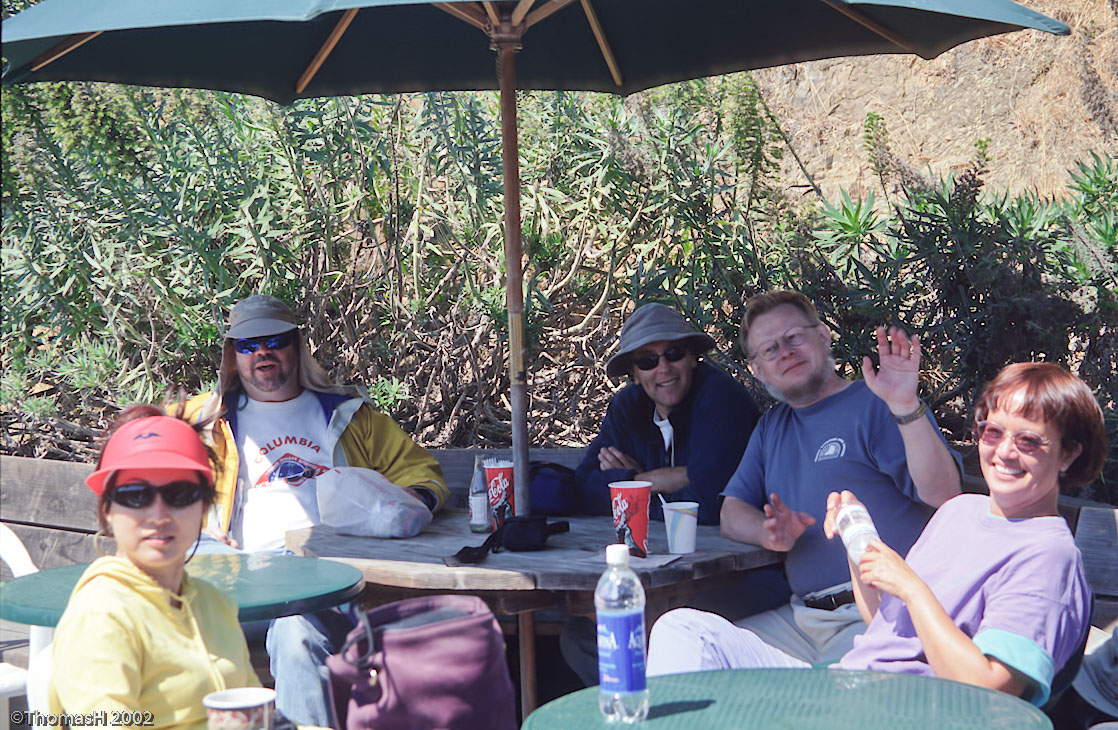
[608,480,652,558]
[483,458,514,529]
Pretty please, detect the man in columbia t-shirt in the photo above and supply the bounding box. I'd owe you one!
[184,295,447,726]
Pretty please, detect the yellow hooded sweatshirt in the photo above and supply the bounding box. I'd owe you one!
[48,557,258,727]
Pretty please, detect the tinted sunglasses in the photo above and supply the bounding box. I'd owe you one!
[233,331,295,354]
[632,345,689,372]
[109,481,206,509]
[974,420,1050,456]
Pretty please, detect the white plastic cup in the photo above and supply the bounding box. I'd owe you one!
[203,687,275,730]
[662,501,699,554]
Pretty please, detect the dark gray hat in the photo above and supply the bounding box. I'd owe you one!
[605,303,715,377]
[225,295,298,339]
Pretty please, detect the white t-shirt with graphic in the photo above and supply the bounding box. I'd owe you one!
[234,390,331,551]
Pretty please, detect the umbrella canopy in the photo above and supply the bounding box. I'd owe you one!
[3,0,1068,103]
[1,0,1070,524]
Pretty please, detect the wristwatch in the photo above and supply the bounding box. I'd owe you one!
[893,400,927,425]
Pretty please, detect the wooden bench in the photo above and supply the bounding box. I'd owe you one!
[1075,506,1118,628]
[1,456,102,574]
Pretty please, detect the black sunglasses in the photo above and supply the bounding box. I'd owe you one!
[233,331,295,354]
[109,481,206,509]
[632,345,689,372]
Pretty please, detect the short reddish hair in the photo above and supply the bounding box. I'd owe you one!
[973,362,1107,489]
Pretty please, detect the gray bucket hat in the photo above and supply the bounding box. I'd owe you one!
[605,303,715,377]
[225,295,298,339]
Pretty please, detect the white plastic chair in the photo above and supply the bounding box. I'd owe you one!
[0,524,54,713]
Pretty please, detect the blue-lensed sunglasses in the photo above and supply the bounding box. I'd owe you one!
[233,331,296,354]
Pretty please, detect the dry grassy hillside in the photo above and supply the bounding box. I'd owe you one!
[752,0,1117,200]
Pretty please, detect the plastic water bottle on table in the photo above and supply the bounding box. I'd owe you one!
[596,543,650,723]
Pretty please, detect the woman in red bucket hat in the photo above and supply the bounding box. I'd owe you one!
[46,405,259,726]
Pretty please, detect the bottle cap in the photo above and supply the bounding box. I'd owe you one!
[606,543,631,566]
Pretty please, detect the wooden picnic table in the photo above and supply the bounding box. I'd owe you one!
[286,511,780,717]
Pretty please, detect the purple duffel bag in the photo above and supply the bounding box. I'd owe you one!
[326,594,518,730]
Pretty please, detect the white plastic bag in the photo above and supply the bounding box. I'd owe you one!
[316,467,433,538]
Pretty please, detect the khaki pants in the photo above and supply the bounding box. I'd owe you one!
[646,598,865,676]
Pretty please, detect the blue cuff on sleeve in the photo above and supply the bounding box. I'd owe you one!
[974,628,1055,706]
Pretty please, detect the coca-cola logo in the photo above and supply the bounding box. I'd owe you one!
[488,472,509,503]
[612,493,630,526]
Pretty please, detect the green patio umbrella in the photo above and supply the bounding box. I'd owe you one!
[2,0,1070,522]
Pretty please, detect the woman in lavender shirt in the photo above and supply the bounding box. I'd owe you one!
[648,362,1107,707]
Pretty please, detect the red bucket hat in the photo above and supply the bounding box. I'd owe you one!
[85,416,213,496]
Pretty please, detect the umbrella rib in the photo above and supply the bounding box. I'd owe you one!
[30,31,102,73]
[817,0,921,56]
[579,0,622,88]
[511,0,536,26]
[522,0,578,30]
[482,2,501,26]
[434,2,489,31]
[296,8,359,94]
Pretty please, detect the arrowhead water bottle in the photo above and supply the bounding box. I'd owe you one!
[596,543,650,723]
[836,502,880,564]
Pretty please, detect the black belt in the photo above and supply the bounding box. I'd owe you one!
[802,589,855,611]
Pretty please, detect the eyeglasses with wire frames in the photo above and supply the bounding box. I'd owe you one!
[632,344,690,372]
[108,481,207,509]
[749,324,822,362]
[233,331,296,354]
[974,420,1051,456]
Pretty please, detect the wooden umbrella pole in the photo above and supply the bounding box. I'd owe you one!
[494,23,538,717]
[494,23,532,522]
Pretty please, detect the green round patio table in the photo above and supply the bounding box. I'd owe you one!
[522,669,1051,729]
[0,553,364,626]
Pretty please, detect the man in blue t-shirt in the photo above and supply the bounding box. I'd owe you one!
[719,290,963,665]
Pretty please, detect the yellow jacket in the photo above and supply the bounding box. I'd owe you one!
[48,557,258,727]
[182,390,448,536]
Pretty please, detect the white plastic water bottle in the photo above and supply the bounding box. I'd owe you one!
[836,502,880,565]
[596,543,650,723]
